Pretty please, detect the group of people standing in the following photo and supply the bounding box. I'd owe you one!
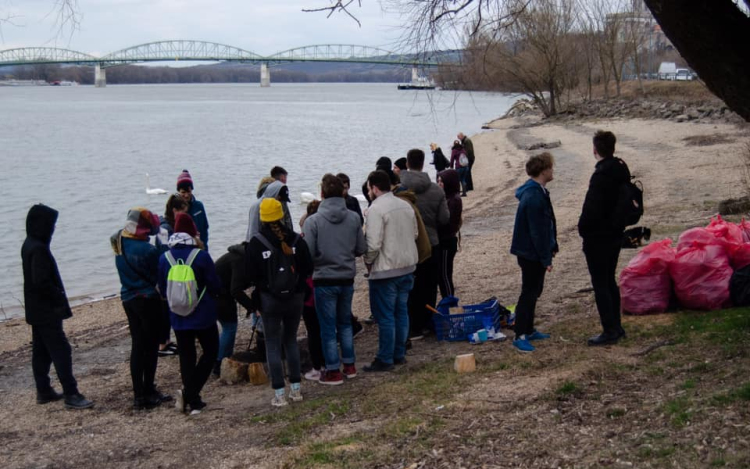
[21,128,631,414]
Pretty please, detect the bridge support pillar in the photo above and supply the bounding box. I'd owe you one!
[95,64,107,88]
[411,66,419,82]
[260,62,270,87]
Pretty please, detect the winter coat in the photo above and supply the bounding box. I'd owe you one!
[399,170,450,247]
[302,197,366,285]
[450,145,464,169]
[21,204,72,326]
[187,197,209,250]
[364,191,419,280]
[114,237,160,302]
[578,157,632,239]
[246,224,314,297]
[158,244,221,331]
[461,136,476,166]
[511,179,558,267]
[246,181,293,241]
[438,169,463,240]
[393,187,432,264]
[214,243,254,322]
[344,194,364,225]
[431,148,449,172]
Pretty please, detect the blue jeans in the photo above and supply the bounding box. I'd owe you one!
[457,167,469,194]
[369,274,414,364]
[314,285,355,370]
[217,320,238,362]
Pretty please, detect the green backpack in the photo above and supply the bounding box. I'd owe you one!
[164,249,205,317]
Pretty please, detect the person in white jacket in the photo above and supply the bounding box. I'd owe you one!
[363,170,418,372]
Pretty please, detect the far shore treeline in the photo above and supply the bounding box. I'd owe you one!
[2,63,410,85]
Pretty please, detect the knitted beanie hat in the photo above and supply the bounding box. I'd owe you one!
[394,157,407,171]
[176,169,194,191]
[375,157,392,172]
[260,198,284,223]
[173,212,198,237]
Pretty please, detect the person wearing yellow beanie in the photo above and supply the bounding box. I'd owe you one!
[259,198,284,223]
[247,197,314,407]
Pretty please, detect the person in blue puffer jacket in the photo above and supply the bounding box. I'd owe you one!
[509,152,558,354]
[112,207,172,410]
[158,212,221,414]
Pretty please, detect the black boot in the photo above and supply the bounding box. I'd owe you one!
[64,393,94,410]
[36,389,64,404]
[587,333,620,346]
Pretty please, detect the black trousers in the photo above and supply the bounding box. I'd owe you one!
[408,246,438,336]
[583,237,623,336]
[174,324,219,405]
[31,322,78,396]
[123,297,162,399]
[436,237,458,299]
[260,292,303,390]
[302,304,325,370]
[466,156,475,191]
[514,256,547,338]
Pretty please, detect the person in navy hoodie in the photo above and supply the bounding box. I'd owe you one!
[158,212,221,414]
[111,208,172,409]
[509,152,558,353]
[176,169,210,251]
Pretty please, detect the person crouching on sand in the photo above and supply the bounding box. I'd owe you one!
[158,212,221,414]
[246,198,313,406]
[510,153,558,353]
[111,208,173,410]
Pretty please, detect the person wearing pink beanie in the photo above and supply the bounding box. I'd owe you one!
[176,169,210,251]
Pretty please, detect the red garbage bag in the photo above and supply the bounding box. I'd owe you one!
[729,243,750,270]
[705,215,743,246]
[669,243,732,310]
[677,227,723,251]
[621,239,676,315]
[738,219,750,243]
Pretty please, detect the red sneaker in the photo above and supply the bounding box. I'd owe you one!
[343,363,357,379]
[319,369,344,385]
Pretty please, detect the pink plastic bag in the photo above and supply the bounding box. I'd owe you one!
[705,215,743,246]
[729,243,750,270]
[677,227,720,251]
[621,239,676,315]
[669,243,732,310]
[738,219,750,243]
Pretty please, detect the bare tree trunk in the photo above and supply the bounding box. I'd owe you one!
[643,0,750,121]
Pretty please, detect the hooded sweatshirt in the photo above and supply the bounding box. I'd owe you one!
[399,170,450,246]
[111,208,161,302]
[214,243,253,322]
[21,204,72,326]
[437,169,463,240]
[302,197,366,285]
[510,179,558,267]
[246,181,293,241]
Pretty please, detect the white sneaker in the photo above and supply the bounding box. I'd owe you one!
[271,392,288,407]
[289,387,303,402]
[304,369,321,381]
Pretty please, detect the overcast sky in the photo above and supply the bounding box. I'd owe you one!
[0,1,409,57]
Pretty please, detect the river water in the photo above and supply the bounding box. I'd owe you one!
[0,83,514,319]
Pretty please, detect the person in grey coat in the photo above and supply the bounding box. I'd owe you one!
[399,149,450,339]
[302,174,367,385]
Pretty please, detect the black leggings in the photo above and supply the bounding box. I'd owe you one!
[123,297,162,399]
[514,256,547,338]
[437,237,458,299]
[174,325,219,405]
[261,292,303,390]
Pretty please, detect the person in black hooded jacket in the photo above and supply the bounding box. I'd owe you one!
[436,169,463,298]
[578,130,631,346]
[22,204,93,409]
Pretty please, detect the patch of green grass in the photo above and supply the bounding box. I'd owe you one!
[712,382,750,405]
[556,381,579,397]
[681,379,697,390]
[294,436,372,468]
[710,458,727,467]
[663,397,692,427]
[275,400,352,445]
[606,408,626,418]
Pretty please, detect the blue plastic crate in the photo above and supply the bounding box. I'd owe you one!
[433,299,502,342]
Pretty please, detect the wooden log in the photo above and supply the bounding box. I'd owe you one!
[454,353,476,373]
[248,362,269,385]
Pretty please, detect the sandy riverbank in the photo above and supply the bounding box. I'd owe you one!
[1,115,748,468]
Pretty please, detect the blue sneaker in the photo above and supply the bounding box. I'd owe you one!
[527,330,551,341]
[512,337,535,353]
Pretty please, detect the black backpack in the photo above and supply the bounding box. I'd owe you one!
[612,159,644,228]
[255,233,299,298]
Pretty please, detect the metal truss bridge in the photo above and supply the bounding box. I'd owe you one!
[0,40,444,87]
